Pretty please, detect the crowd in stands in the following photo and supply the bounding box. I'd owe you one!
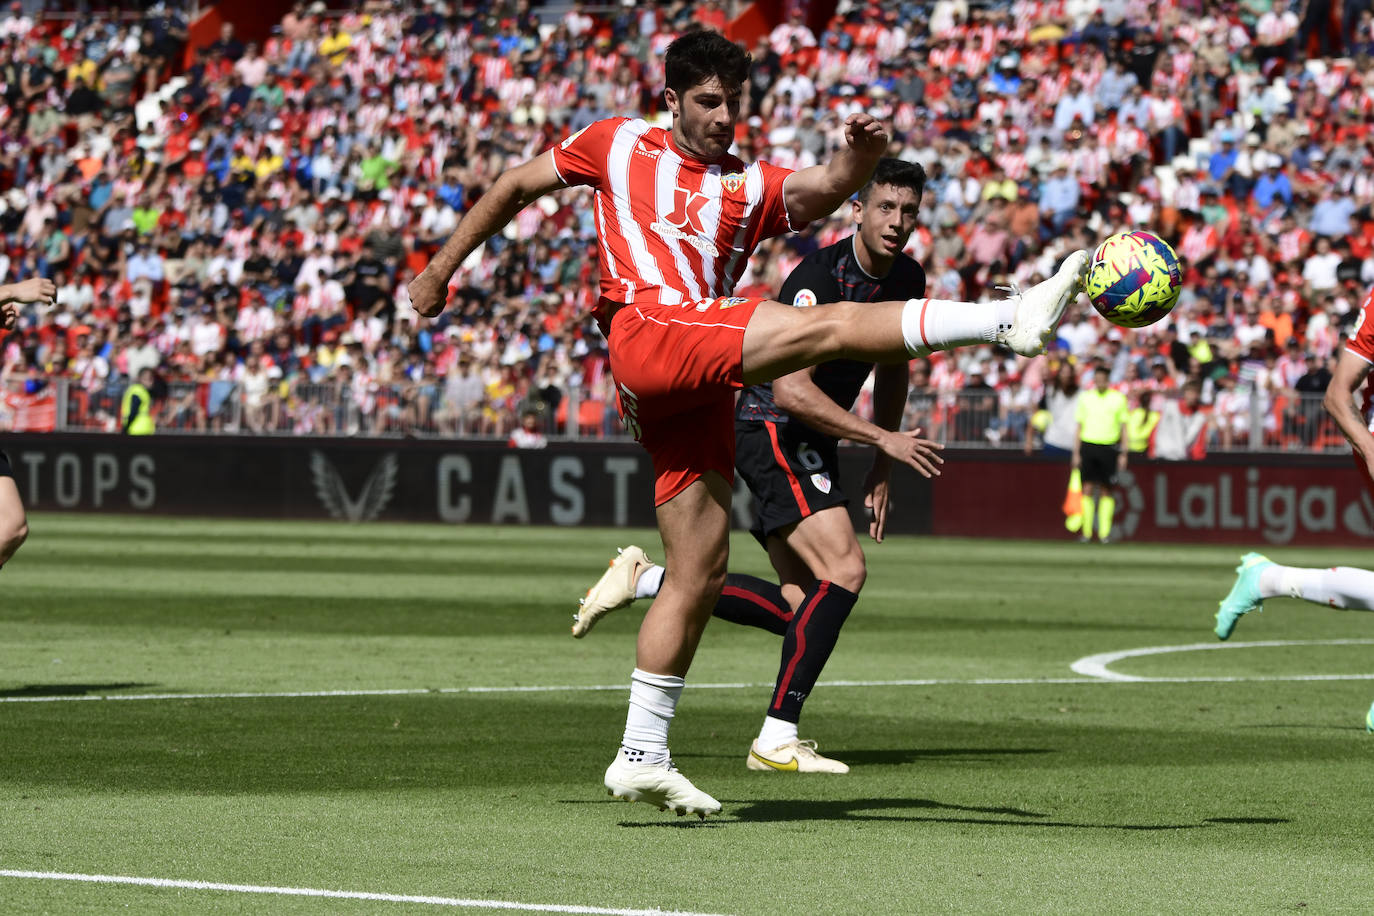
[0,0,1367,455]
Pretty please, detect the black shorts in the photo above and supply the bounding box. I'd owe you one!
[735,419,847,545]
[1080,442,1120,487]
[0,449,11,479]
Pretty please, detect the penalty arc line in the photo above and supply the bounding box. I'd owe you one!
[1070,638,1374,682]
[0,869,732,916]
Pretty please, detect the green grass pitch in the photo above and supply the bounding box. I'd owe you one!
[2,514,1373,914]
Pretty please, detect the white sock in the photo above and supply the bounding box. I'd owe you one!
[1259,565,1374,611]
[756,715,798,751]
[901,298,1017,357]
[634,564,664,600]
[621,668,683,765]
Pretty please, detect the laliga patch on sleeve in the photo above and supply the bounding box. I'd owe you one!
[792,288,817,308]
[560,126,588,149]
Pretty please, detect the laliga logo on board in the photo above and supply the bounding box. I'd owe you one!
[1113,467,1374,544]
[311,451,399,522]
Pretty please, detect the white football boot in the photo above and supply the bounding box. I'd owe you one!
[746,738,850,774]
[997,249,1089,357]
[604,754,722,819]
[572,545,654,638]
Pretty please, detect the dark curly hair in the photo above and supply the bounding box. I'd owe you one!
[859,158,927,204]
[663,30,752,97]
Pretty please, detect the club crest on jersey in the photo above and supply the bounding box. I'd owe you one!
[792,288,818,309]
[721,172,745,194]
[650,188,720,257]
[810,472,832,494]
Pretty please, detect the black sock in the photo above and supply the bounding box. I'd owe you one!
[713,573,793,636]
[769,580,858,722]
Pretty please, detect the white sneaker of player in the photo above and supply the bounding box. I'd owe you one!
[997,249,1089,357]
[572,545,653,638]
[746,738,850,774]
[604,754,722,818]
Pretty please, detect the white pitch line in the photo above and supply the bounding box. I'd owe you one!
[1070,638,1374,682]
[5,665,1374,706]
[0,869,731,916]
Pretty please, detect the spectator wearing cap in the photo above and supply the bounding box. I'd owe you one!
[1208,132,1240,190]
[1251,154,1293,209]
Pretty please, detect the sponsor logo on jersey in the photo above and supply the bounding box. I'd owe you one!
[721,172,745,193]
[633,137,660,160]
[792,288,818,308]
[650,187,720,257]
[810,472,832,494]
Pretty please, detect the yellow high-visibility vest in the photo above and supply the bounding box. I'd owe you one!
[121,382,155,435]
[1127,406,1159,453]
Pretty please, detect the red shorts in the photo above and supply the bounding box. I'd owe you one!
[608,296,764,505]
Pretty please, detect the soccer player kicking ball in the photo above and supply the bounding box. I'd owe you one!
[574,159,942,775]
[1216,294,1374,732]
[410,31,1088,818]
[0,277,58,571]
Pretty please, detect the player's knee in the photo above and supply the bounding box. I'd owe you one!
[821,553,867,594]
[0,517,27,562]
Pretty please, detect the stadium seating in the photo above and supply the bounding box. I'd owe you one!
[0,0,1363,453]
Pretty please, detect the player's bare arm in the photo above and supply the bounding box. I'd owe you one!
[1323,348,1374,477]
[863,362,924,542]
[0,277,56,307]
[408,152,566,318]
[772,362,943,479]
[781,114,888,223]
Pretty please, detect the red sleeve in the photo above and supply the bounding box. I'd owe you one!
[548,117,627,188]
[753,159,806,240]
[1348,288,1374,364]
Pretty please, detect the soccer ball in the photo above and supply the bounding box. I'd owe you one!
[1084,230,1182,329]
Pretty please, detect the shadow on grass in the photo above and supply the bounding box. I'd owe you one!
[0,682,154,698]
[840,747,1054,766]
[707,798,1289,830]
[671,747,1054,766]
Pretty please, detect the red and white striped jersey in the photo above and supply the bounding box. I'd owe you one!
[549,117,800,324]
[1344,288,1374,428]
[1179,222,1218,264]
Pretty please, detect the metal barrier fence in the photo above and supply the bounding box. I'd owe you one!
[0,377,1353,454]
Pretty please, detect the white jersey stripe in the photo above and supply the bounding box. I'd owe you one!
[593,194,622,284]
[695,167,724,296]
[606,121,671,303]
[654,152,704,302]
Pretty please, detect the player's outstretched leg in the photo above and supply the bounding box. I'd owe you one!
[1216,555,1374,640]
[572,546,660,638]
[1215,552,1274,640]
[740,251,1089,385]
